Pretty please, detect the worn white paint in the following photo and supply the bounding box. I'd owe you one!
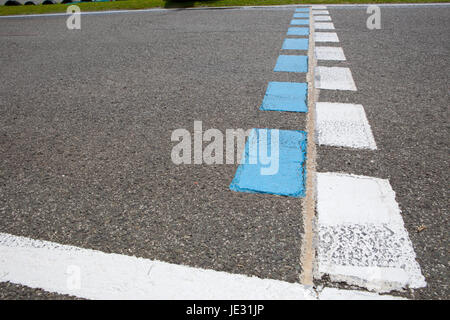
[312,10,330,15]
[314,15,332,22]
[315,102,376,149]
[314,22,335,30]
[0,232,404,299]
[314,32,339,43]
[315,67,357,91]
[311,5,327,10]
[314,46,346,61]
[315,173,427,293]
[0,232,316,300]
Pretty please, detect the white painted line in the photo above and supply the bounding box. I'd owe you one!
[315,173,427,293]
[314,22,335,30]
[314,32,339,43]
[312,10,329,15]
[314,46,346,61]
[311,5,327,10]
[316,102,376,150]
[319,288,405,300]
[315,66,357,91]
[0,232,316,300]
[314,15,332,22]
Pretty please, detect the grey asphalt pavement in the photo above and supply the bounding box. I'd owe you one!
[0,5,448,300]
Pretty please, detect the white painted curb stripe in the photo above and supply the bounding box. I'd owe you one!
[312,10,330,15]
[315,173,426,293]
[314,22,335,30]
[314,46,346,61]
[314,32,340,43]
[316,102,376,150]
[314,16,332,22]
[0,232,316,300]
[315,66,357,91]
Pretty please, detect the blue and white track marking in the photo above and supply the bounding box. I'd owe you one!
[274,55,308,73]
[314,32,339,43]
[287,27,310,36]
[291,19,310,26]
[314,22,335,30]
[315,103,376,150]
[314,16,332,22]
[315,173,426,292]
[312,6,426,293]
[314,46,346,61]
[315,66,357,91]
[260,82,308,112]
[282,38,309,50]
[230,129,307,198]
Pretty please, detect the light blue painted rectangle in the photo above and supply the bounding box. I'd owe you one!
[282,38,309,50]
[287,27,309,36]
[291,19,309,26]
[229,129,307,198]
[293,13,309,18]
[274,55,308,73]
[295,8,310,12]
[260,82,308,112]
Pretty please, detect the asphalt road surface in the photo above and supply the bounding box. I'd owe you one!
[0,4,448,299]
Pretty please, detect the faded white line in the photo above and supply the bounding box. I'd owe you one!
[314,16,332,22]
[314,32,339,43]
[315,102,376,150]
[315,66,357,91]
[314,22,335,30]
[314,46,346,61]
[315,173,426,293]
[311,5,327,10]
[312,10,330,15]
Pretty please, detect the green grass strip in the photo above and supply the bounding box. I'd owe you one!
[1,0,449,16]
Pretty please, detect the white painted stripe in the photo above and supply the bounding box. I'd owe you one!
[314,32,339,43]
[316,102,376,150]
[312,10,329,15]
[315,67,357,91]
[0,232,316,300]
[314,46,346,61]
[311,5,327,10]
[314,22,335,30]
[314,15,332,22]
[315,173,426,293]
[319,288,405,300]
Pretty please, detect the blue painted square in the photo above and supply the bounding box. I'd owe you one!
[274,55,308,73]
[293,13,309,18]
[291,19,309,26]
[287,27,309,36]
[229,129,307,198]
[295,8,309,12]
[260,82,308,113]
[282,38,309,50]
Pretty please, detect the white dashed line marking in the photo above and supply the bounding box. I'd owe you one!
[314,22,335,30]
[312,10,330,15]
[315,173,426,293]
[314,32,340,42]
[314,46,346,61]
[314,16,332,22]
[315,102,376,150]
[315,66,357,91]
